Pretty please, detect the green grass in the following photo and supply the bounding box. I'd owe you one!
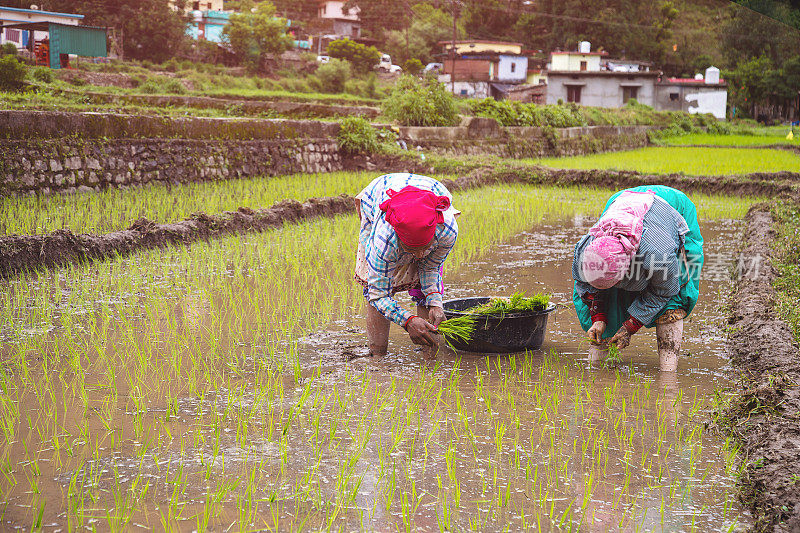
[662,132,800,147]
[532,146,800,175]
[772,202,800,343]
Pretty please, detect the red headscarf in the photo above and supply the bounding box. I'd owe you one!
[379,186,451,247]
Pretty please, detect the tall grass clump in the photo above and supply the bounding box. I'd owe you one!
[772,202,800,343]
[337,116,381,155]
[383,75,459,127]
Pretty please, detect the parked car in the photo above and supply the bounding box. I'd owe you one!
[424,62,443,73]
[377,53,392,71]
[316,55,330,64]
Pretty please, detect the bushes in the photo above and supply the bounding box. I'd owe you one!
[403,58,423,76]
[383,75,459,126]
[326,39,381,74]
[0,56,26,91]
[136,76,187,95]
[316,58,350,93]
[1,43,18,57]
[337,116,381,154]
[29,66,54,84]
[468,98,586,128]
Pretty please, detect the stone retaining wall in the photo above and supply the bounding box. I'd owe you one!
[1,111,661,196]
[397,120,656,157]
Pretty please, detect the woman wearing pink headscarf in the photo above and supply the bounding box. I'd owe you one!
[354,173,459,357]
[573,186,704,371]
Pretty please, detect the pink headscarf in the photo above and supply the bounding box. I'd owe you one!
[581,190,655,289]
[379,186,451,247]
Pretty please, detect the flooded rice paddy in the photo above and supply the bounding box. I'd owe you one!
[0,188,751,531]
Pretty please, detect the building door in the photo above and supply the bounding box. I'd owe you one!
[622,86,639,103]
[566,85,582,103]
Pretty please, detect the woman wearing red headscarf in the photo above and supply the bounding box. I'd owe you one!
[354,173,459,357]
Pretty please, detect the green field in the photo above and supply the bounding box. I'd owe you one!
[532,146,800,175]
[662,132,800,147]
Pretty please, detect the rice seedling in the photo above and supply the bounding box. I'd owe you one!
[0,171,379,236]
[661,131,799,147]
[528,146,800,175]
[437,292,551,349]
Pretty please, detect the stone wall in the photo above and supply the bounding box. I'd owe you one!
[1,139,340,195]
[0,111,660,196]
[397,120,656,158]
[0,111,343,195]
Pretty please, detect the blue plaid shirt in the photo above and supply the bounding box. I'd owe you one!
[359,174,458,326]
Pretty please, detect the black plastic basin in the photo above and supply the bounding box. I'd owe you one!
[442,297,557,353]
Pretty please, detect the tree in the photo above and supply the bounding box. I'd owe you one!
[39,0,191,62]
[383,3,463,64]
[721,0,800,68]
[326,39,381,74]
[223,1,293,71]
[316,58,351,92]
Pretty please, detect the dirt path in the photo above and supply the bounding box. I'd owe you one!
[722,206,800,532]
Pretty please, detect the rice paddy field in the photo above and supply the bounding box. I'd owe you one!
[0,170,765,531]
[661,132,800,147]
[531,146,800,175]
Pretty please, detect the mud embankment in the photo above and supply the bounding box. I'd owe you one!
[470,166,800,200]
[3,168,799,280]
[0,196,355,279]
[723,206,800,532]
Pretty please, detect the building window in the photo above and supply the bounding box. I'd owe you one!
[192,1,200,9]
[566,85,582,103]
[622,86,639,103]
[580,60,587,71]
[510,62,516,73]
[669,92,679,101]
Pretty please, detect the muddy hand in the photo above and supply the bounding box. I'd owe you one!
[406,317,438,347]
[428,306,445,327]
[609,326,632,349]
[587,321,606,344]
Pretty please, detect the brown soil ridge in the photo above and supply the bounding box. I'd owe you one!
[0,196,356,280]
[2,167,798,280]
[0,169,493,280]
[463,165,800,200]
[723,205,800,532]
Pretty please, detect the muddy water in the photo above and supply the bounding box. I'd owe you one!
[0,215,750,531]
[296,216,750,530]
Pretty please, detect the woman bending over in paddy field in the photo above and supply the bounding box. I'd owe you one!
[572,185,704,371]
[354,173,459,358]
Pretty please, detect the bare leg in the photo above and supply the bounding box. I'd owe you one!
[656,319,683,372]
[416,305,438,359]
[366,303,390,357]
[588,344,608,364]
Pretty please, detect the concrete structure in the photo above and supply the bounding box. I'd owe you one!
[0,6,81,51]
[439,40,536,100]
[496,54,527,83]
[187,9,231,42]
[0,7,107,69]
[317,0,361,38]
[440,40,522,55]
[550,50,605,72]
[526,69,547,85]
[546,71,660,107]
[656,67,728,119]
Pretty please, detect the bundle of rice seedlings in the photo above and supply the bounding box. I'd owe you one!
[436,291,551,349]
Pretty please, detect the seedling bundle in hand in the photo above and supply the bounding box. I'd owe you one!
[436,292,551,350]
